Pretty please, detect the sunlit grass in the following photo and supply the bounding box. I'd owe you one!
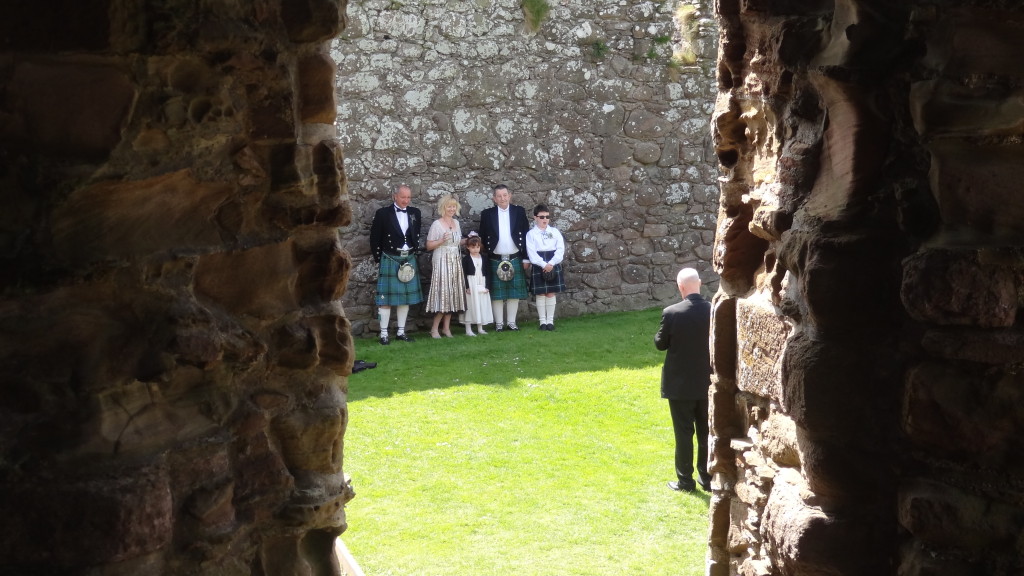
[343,309,708,576]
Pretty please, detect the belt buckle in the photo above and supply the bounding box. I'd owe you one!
[399,249,410,257]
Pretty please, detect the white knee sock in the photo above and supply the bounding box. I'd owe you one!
[492,300,504,326]
[507,299,520,324]
[396,305,409,334]
[378,307,391,336]
[535,295,548,324]
[545,295,557,324]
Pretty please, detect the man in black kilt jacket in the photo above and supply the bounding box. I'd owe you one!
[369,184,423,345]
[478,184,530,331]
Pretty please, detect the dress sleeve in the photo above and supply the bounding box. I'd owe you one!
[426,220,444,242]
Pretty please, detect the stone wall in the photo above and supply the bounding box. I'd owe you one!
[331,0,722,336]
[708,1,1024,575]
[0,1,354,574]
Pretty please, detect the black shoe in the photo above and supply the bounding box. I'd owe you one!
[699,479,712,491]
[379,336,390,345]
[667,481,696,493]
[507,323,519,331]
[538,324,546,331]
[546,324,555,331]
[352,360,377,373]
[395,333,415,342]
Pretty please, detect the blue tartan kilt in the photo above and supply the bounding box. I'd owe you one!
[376,254,423,306]
[530,250,566,295]
[489,256,529,300]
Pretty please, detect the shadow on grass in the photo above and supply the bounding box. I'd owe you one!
[349,308,665,401]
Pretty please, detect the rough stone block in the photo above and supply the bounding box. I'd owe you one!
[762,468,889,574]
[711,292,738,380]
[713,204,768,295]
[781,331,890,444]
[581,266,623,290]
[902,248,1017,327]
[601,137,632,168]
[899,478,1024,554]
[786,231,903,335]
[736,294,786,401]
[912,79,1024,138]
[51,170,233,266]
[270,384,346,475]
[299,53,339,124]
[0,465,173,566]
[759,412,800,468]
[802,74,889,221]
[194,240,304,318]
[926,140,1024,235]
[633,141,662,164]
[903,361,1024,470]
[282,0,344,43]
[794,424,891,505]
[624,109,672,138]
[708,492,733,548]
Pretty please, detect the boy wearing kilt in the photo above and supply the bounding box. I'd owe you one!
[369,185,423,345]
[525,204,566,330]
[478,184,530,331]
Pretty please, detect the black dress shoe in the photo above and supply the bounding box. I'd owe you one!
[546,324,555,331]
[667,481,696,493]
[395,333,415,342]
[379,336,390,345]
[699,480,712,491]
[352,360,377,373]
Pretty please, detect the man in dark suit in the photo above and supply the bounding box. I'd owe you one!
[478,184,530,331]
[655,267,712,493]
[369,184,423,345]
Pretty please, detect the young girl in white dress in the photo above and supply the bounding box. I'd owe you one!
[460,233,493,336]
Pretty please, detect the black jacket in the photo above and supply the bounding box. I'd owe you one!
[461,253,493,291]
[478,204,528,257]
[369,204,422,263]
[654,293,712,400]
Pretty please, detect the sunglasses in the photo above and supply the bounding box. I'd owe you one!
[536,215,550,219]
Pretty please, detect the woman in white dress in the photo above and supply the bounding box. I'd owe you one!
[460,232,493,335]
[424,195,466,338]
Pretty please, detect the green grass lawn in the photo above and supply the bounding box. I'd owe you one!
[342,308,709,576]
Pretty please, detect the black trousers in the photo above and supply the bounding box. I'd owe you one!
[668,398,710,488]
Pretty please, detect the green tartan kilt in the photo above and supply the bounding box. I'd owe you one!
[376,255,423,306]
[488,256,529,301]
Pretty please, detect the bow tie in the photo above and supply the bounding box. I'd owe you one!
[395,208,407,213]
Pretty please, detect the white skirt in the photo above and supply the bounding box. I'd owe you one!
[461,275,493,325]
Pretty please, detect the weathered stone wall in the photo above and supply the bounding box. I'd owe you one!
[0,1,354,574]
[331,0,722,335]
[709,1,1024,575]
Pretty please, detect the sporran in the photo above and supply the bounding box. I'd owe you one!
[397,262,415,283]
[497,259,515,282]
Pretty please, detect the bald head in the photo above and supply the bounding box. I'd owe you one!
[676,268,701,297]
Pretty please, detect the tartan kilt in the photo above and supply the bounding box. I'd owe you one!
[489,256,529,300]
[376,254,423,306]
[530,251,566,295]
